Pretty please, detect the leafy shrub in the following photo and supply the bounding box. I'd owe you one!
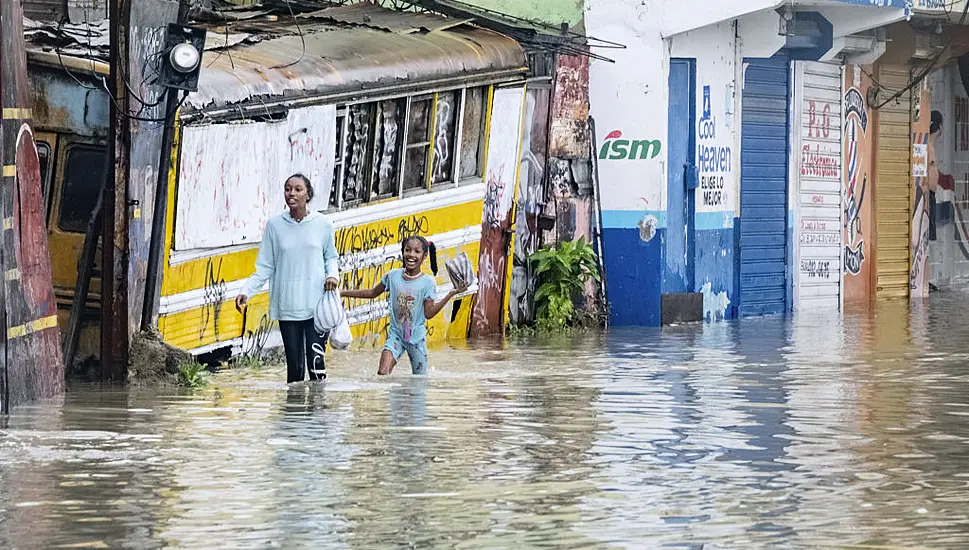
[532,237,601,331]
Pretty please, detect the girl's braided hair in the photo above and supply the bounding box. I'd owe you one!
[401,235,438,275]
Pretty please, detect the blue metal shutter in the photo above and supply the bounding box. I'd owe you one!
[739,55,790,317]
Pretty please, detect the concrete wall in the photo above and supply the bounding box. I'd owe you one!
[586,0,667,325]
[842,64,878,301]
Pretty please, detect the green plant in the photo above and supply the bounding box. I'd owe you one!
[229,353,264,370]
[532,237,601,331]
[178,361,209,388]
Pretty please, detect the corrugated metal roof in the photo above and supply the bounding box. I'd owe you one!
[188,22,525,112]
[299,3,473,34]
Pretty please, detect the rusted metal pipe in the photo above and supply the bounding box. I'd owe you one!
[141,91,180,332]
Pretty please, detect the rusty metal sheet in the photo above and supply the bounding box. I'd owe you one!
[2,0,65,413]
[204,30,253,51]
[25,18,111,48]
[27,66,110,137]
[300,3,473,34]
[23,0,65,22]
[549,54,590,159]
[189,24,526,112]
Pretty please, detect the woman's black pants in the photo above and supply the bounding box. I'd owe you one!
[278,319,327,383]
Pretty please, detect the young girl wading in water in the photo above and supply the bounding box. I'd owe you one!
[341,236,467,375]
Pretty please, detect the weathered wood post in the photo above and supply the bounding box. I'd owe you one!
[0,0,66,413]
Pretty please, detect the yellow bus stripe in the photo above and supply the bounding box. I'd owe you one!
[159,242,480,350]
[160,199,484,297]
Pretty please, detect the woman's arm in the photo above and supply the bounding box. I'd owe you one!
[323,219,340,290]
[341,282,386,300]
[236,223,275,311]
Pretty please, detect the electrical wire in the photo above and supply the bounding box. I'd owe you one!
[873,0,969,110]
[205,10,237,70]
[270,0,306,69]
[100,77,188,123]
[54,43,100,90]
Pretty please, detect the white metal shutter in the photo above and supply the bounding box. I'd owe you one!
[794,61,843,310]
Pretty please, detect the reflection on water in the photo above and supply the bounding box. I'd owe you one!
[3,293,969,548]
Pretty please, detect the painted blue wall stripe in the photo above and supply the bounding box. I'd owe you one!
[602,210,733,231]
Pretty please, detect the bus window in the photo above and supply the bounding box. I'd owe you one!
[59,146,106,233]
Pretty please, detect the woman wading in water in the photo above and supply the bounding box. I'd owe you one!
[235,174,339,382]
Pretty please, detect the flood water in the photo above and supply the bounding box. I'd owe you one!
[2,294,969,549]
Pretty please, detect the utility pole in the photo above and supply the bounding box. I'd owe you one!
[104,0,130,380]
[103,0,184,379]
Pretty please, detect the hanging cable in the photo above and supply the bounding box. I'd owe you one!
[270,0,306,69]
[873,0,969,110]
[205,10,237,70]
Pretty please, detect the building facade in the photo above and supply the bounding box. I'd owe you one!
[588,0,968,326]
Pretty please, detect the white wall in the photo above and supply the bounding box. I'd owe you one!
[587,0,786,233]
[587,0,669,224]
[175,105,336,250]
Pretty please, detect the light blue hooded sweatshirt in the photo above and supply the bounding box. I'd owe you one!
[242,210,339,321]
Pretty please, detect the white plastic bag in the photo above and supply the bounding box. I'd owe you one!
[445,252,477,290]
[329,316,353,350]
[314,290,346,334]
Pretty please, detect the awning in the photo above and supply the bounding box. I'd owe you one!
[662,0,907,37]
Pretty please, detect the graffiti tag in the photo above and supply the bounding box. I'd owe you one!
[199,258,227,341]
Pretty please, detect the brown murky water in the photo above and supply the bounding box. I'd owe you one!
[2,294,969,549]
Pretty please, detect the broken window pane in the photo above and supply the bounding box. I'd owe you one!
[59,146,106,233]
[343,103,375,204]
[403,98,432,192]
[431,91,459,185]
[331,114,345,208]
[371,99,404,198]
[460,87,487,179]
[36,141,52,215]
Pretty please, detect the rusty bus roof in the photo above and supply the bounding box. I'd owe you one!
[23,3,527,115]
[189,14,526,113]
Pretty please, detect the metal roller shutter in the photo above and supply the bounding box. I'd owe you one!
[875,65,912,298]
[794,61,843,310]
[739,54,791,316]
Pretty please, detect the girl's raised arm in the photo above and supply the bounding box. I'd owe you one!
[424,280,466,319]
[341,282,386,300]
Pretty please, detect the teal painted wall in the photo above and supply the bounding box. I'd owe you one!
[463,0,584,29]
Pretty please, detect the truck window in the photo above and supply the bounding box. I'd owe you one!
[59,146,105,233]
